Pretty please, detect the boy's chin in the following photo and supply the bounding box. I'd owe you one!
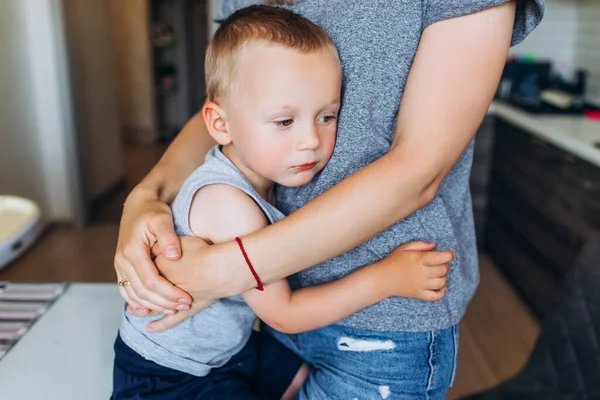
[277,173,316,188]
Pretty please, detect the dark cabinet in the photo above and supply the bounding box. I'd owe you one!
[471,116,496,249]
[485,120,600,319]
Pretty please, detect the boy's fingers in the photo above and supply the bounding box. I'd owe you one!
[426,264,450,278]
[427,277,448,291]
[423,287,447,302]
[422,250,455,266]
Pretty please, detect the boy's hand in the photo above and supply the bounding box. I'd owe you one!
[378,241,454,301]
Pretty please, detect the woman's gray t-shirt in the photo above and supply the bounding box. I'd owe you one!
[218,0,545,332]
[119,146,285,376]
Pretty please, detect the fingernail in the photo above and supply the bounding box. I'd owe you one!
[146,326,155,333]
[165,247,179,258]
[163,309,175,315]
[136,307,147,315]
[178,298,190,304]
[176,304,190,312]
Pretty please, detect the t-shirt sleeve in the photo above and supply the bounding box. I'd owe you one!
[423,0,545,46]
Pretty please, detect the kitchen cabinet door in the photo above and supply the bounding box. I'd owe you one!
[485,120,600,319]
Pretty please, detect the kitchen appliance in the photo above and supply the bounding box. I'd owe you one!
[496,60,596,115]
[0,196,44,270]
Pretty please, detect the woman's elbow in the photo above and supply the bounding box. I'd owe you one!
[418,176,441,208]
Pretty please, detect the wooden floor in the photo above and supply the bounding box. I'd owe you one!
[447,254,539,399]
[0,142,540,398]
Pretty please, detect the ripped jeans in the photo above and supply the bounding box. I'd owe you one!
[263,324,459,400]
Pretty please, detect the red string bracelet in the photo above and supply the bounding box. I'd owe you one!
[235,237,264,291]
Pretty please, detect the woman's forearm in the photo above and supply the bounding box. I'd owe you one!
[132,112,215,204]
[238,150,434,286]
[210,2,515,297]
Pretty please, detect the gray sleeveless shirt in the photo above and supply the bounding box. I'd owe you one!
[119,146,284,376]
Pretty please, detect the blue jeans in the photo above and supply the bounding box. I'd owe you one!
[264,324,459,400]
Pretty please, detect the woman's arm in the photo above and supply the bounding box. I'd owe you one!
[134,113,215,204]
[114,112,216,312]
[145,1,516,331]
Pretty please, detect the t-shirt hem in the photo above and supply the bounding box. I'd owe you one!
[118,327,216,377]
[334,306,467,332]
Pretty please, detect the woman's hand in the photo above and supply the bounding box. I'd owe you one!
[143,237,237,332]
[114,189,193,314]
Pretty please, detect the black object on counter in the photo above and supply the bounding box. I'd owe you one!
[496,61,597,115]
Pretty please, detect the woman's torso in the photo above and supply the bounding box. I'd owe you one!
[217,0,495,331]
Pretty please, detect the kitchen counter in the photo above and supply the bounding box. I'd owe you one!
[481,103,600,318]
[488,101,600,168]
[0,284,123,400]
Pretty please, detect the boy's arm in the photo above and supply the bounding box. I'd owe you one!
[243,264,387,335]
[244,240,452,334]
[190,185,451,334]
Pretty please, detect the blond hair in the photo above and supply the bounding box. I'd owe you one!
[205,5,337,101]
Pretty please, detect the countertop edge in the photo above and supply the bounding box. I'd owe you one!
[487,101,600,169]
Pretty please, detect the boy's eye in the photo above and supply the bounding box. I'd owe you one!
[318,116,336,123]
[275,119,294,128]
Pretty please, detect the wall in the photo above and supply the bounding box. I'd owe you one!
[109,0,157,143]
[154,0,193,133]
[509,0,600,103]
[208,0,219,38]
[575,1,600,101]
[64,0,124,200]
[0,0,83,223]
[0,1,47,210]
[509,0,579,75]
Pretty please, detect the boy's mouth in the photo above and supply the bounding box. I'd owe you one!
[291,162,318,172]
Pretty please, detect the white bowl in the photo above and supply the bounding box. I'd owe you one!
[0,196,44,270]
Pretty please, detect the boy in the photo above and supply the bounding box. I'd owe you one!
[113,5,453,399]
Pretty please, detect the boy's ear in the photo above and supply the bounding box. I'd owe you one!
[202,101,231,145]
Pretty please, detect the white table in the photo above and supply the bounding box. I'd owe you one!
[0,284,124,400]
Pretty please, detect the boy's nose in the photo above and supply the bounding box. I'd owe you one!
[296,127,321,150]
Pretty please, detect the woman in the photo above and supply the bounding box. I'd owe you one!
[114,0,544,398]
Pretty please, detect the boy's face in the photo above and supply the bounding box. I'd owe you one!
[222,44,341,187]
